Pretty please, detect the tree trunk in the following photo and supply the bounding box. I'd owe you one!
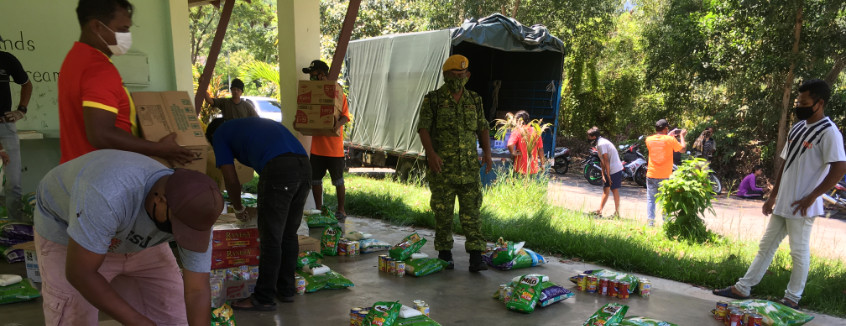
[512,0,521,18]
[824,54,846,85]
[194,0,235,113]
[774,3,803,174]
[328,0,361,80]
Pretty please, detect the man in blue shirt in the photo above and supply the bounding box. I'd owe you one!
[205,117,311,311]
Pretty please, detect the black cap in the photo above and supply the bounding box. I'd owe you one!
[230,78,245,91]
[655,119,669,129]
[302,60,330,74]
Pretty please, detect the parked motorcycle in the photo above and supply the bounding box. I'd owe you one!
[619,136,647,187]
[667,162,722,194]
[552,146,571,174]
[822,177,846,210]
[582,147,604,186]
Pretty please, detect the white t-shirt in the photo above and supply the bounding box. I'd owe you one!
[596,137,624,175]
[33,150,212,273]
[774,117,846,219]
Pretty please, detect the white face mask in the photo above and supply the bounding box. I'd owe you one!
[98,21,132,56]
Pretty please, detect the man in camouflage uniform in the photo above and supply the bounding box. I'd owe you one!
[417,54,493,272]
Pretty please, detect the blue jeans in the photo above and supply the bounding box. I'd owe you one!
[0,123,21,220]
[646,177,666,225]
[253,155,311,304]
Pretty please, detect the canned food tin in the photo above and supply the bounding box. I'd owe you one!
[413,300,430,316]
[728,308,742,326]
[378,255,388,272]
[715,301,729,321]
[295,275,307,294]
[350,307,361,326]
[586,275,598,293]
[618,282,630,299]
[639,278,652,298]
[389,259,397,275]
[350,241,359,256]
[576,273,588,291]
[608,280,619,298]
[747,313,763,326]
[396,261,406,277]
[599,278,609,296]
[338,241,348,256]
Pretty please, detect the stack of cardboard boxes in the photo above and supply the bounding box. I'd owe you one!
[133,91,210,173]
[294,80,344,136]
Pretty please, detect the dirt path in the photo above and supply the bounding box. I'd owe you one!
[547,173,846,262]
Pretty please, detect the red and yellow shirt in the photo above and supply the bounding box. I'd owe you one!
[310,93,350,157]
[58,42,137,163]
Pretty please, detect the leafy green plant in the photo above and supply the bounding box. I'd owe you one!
[656,158,715,243]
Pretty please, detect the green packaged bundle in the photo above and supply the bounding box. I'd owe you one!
[306,210,339,228]
[364,301,402,326]
[404,258,449,277]
[388,233,427,261]
[320,225,343,256]
[729,299,814,326]
[620,316,679,326]
[0,278,40,305]
[583,303,628,326]
[296,251,323,269]
[489,238,524,266]
[211,303,236,326]
[296,269,354,293]
[505,274,544,313]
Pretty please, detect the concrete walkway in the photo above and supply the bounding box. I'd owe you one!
[547,173,846,262]
[1,216,844,325]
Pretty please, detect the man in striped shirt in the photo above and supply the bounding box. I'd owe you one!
[714,79,846,309]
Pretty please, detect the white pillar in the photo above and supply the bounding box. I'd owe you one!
[168,0,194,95]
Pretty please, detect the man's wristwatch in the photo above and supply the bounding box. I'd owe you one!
[17,105,27,114]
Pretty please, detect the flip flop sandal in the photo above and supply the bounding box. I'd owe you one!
[712,286,750,300]
[779,298,800,310]
[231,297,277,311]
[335,212,347,222]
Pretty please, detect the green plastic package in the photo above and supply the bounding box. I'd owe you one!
[388,233,427,261]
[583,303,628,326]
[320,226,343,256]
[296,269,354,293]
[396,315,442,326]
[0,278,41,305]
[306,208,339,228]
[364,301,401,326]
[729,299,814,326]
[404,258,449,277]
[505,274,544,313]
[490,238,524,266]
[620,316,679,326]
[211,303,236,326]
[296,251,323,269]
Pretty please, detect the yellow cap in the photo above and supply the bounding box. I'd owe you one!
[442,54,469,71]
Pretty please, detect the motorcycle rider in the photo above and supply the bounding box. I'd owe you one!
[588,127,623,217]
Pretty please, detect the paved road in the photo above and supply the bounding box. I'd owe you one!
[547,172,846,262]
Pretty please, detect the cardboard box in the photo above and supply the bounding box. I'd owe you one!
[294,80,343,136]
[133,91,210,173]
[298,235,320,253]
[296,80,344,107]
[212,225,260,250]
[224,279,257,301]
[211,247,260,269]
[12,241,40,282]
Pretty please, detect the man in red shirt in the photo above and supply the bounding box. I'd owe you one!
[58,0,192,164]
[302,60,350,219]
[644,119,686,226]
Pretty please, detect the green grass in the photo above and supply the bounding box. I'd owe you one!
[320,172,846,317]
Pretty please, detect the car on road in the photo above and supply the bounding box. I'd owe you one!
[242,96,283,123]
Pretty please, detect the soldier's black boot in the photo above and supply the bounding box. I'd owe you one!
[438,250,454,270]
[468,250,488,272]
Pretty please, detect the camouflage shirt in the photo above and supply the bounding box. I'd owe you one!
[418,86,487,184]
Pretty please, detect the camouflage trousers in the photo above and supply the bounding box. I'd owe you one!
[429,179,485,252]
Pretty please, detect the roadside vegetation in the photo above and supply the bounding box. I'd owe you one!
[321,172,846,317]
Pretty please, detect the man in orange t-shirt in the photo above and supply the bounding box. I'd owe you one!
[302,60,350,219]
[644,119,686,226]
[57,0,192,164]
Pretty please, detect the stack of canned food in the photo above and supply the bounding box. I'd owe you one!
[377,254,406,277]
[712,301,764,326]
[337,239,360,256]
[349,306,371,326]
[572,273,651,299]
